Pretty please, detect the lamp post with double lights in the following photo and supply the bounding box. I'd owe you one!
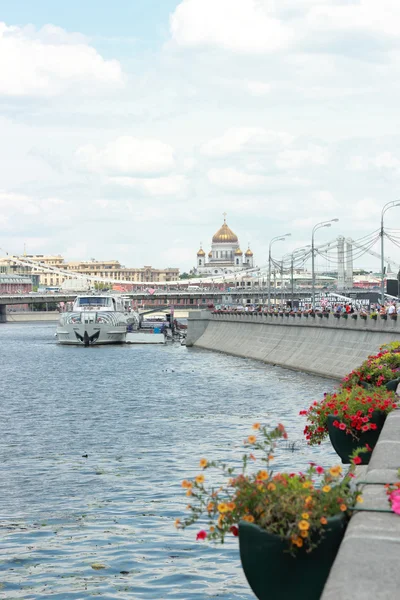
[268,233,291,309]
[311,219,339,311]
[289,246,311,308]
[380,201,400,305]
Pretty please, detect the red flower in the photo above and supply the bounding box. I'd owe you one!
[353,456,362,465]
[365,443,372,452]
[196,530,207,540]
[316,466,324,474]
[339,423,346,431]
[230,525,239,537]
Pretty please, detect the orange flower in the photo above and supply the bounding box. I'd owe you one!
[243,515,255,523]
[207,502,214,512]
[295,537,303,547]
[340,503,347,512]
[302,481,312,489]
[174,518,181,528]
[300,530,308,538]
[268,455,274,461]
[320,517,327,525]
[304,495,313,506]
[247,435,257,444]
[298,520,310,531]
[267,483,276,491]
[199,458,208,468]
[252,423,261,430]
[227,502,236,511]
[181,480,192,489]
[249,453,256,461]
[209,526,215,533]
[195,474,205,485]
[257,470,269,481]
[186,489,192,497]
[186,504,191,510]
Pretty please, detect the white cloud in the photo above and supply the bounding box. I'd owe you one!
[207,167,267,191]
[348,151,400,175]
[170,0,293,54]
[201,127,293,157]
[246,81,272,96]
[0,22,123,97]
[108,174,187,196]
[276,145,328,169]
[76,136,176,176]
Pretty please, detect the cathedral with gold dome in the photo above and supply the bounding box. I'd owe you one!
[195,215,254,276]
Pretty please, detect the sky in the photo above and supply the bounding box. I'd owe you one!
[1,0,400,274]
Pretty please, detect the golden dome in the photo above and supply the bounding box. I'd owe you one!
[197,248,206,256]
[208,251,212,257]
[234,248,243,255]
[212,220,238,244]
[245,248,253,256]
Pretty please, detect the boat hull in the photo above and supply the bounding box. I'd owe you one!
[125,332,165,344]
[56,311,128,345]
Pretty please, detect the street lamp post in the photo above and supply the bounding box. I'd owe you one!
[290,246,311,308]
[268,234,291,309]
[311,219,339,311]
[380,201,400,305]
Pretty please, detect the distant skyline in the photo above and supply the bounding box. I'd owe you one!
[1,0,400,273]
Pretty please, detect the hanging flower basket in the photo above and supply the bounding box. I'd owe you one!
[239,514,347,600]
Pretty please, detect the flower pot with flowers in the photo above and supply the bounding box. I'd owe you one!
[301,386,397,464]
[343,345,400,388]
[177,424,360,600]
[370,312,378,321]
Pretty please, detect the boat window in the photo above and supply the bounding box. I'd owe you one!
[77,297,111,307]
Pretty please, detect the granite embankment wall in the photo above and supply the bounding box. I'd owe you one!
[6,311,59,322]
[187,311,400,379]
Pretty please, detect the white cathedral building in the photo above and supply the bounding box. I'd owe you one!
[194,215,254,276]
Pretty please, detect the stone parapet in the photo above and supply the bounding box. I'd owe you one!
[187,313,400,379]
[322,410,400,599]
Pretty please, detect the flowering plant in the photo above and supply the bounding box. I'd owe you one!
[341,347,400,388]
[385,481,400,515]
[301,386,397,446]
[176,423,361,554]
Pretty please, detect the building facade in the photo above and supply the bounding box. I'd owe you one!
[0,255,179,287]
[195,217,254,276]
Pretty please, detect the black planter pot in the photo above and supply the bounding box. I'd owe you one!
[334,314,340,319]
[381,314,387,320]
[390,315,398,321]
[239,515,347,600]
[360,315,367,320]
[297,313,302,318]
[324,313,329,318]
[342,314,348,320]
[352,314,358,320]
[371,315,378,320]
[327,411,387,464]
[317,313,323,318]
[304,314,309,318]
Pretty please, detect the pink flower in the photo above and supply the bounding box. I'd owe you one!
[196,530,207,541]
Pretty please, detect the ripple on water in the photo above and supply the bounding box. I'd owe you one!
[0,323,338,598]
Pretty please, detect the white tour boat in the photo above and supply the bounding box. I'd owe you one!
[56,294,139,346]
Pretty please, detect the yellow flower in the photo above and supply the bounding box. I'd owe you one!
[199,458,208,468]
[298,520,310,531]
[329,466,342,477]
[218,503,229,514]
[252,423,261,430]
[301,513,309,520]
[227,502,236,511]
[340,503,347,512]
[356,495,363,504]
[300,530,308,538]
[243,515,255,523]
[174,518,181,528]
[302,481,312,489]
[267,483,276,491]
[181,480,192,489]
[195,474,205,485]
[257,470,269,481]
[247,435,257,444]
[320,517,327,525]
[322,485,331,493]
[304,495,313,506]
[257,484,264,491]
[217,515,225,527]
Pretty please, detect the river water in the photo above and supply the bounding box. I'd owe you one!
[0,322,338,599]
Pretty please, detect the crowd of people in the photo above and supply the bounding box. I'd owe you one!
[213,300,400,316]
